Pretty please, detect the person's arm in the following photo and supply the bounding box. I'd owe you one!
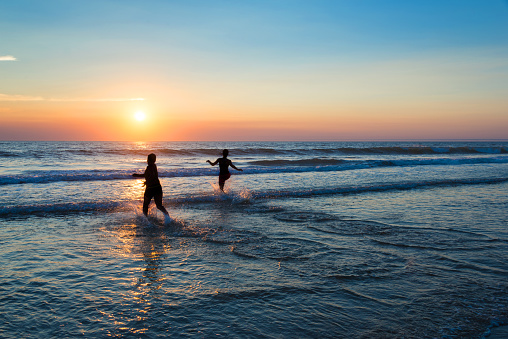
[132,167,147,177]
[229,160,243,171]
[207,158,219,166]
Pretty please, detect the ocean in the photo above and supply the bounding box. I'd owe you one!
[0,141,507,338]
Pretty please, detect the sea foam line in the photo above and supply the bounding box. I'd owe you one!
[1,156,507,186]
[1,144,506,158]
[1,177,506,218]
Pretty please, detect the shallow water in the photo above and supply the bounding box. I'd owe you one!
[1,141,507,338]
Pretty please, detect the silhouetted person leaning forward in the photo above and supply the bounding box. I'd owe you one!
[133,153,170,219]
[207,149,243,191]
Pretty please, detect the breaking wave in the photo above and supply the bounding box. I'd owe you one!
[2,177,506,217]
[1,156,507,186]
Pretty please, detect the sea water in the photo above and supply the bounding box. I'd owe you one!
[0,141,507,338]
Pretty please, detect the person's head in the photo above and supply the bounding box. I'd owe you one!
[147,153,156,164]
[222,149,229,157]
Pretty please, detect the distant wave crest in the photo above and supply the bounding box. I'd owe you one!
[249,158,346,166]
[1,144,507,159]
[1,156,507,186]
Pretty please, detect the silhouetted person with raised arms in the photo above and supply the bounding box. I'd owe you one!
[133,153,170,219]
[207,149,243,192]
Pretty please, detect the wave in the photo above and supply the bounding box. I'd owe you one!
[0,168,217,185]
[0,201,123,217]
[1,156,507,185]
[0,150,19,157]
[249,158,346,166]
[321,146,508,155]
[102,147,291,157]
[0,169,140,185]
[251,177,508,200]
[2,177,507,218]
[2,143,507,159]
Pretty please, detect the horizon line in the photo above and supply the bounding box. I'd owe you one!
[1,139,507,143]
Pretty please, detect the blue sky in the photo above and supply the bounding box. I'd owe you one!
[1,0,508,140]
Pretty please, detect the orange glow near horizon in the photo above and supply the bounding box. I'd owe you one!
[1,85,507,141]
[0,100,507,141]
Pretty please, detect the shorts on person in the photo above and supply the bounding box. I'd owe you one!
[219,172,231,184]
[144,184,163,199]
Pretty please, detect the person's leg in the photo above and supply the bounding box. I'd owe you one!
[142,194,151,216]
[218,173,230,192]
[154,193,169,215]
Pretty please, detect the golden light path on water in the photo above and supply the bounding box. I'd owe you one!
[95,179,207,333]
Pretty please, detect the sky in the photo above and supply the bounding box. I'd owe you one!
[1,0,507,141]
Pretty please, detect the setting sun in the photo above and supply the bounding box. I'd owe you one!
[134,111,146,121]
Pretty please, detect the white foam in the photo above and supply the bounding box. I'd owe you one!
[1,156,508,186]
[164,214,173,225]
[2,177,507,218]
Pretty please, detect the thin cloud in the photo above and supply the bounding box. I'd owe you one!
[0,55,16,61]
[0,94,43,101]
[48,98,145,102]
[0,94,144,102]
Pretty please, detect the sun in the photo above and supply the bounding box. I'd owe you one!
[134,111,146,121]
